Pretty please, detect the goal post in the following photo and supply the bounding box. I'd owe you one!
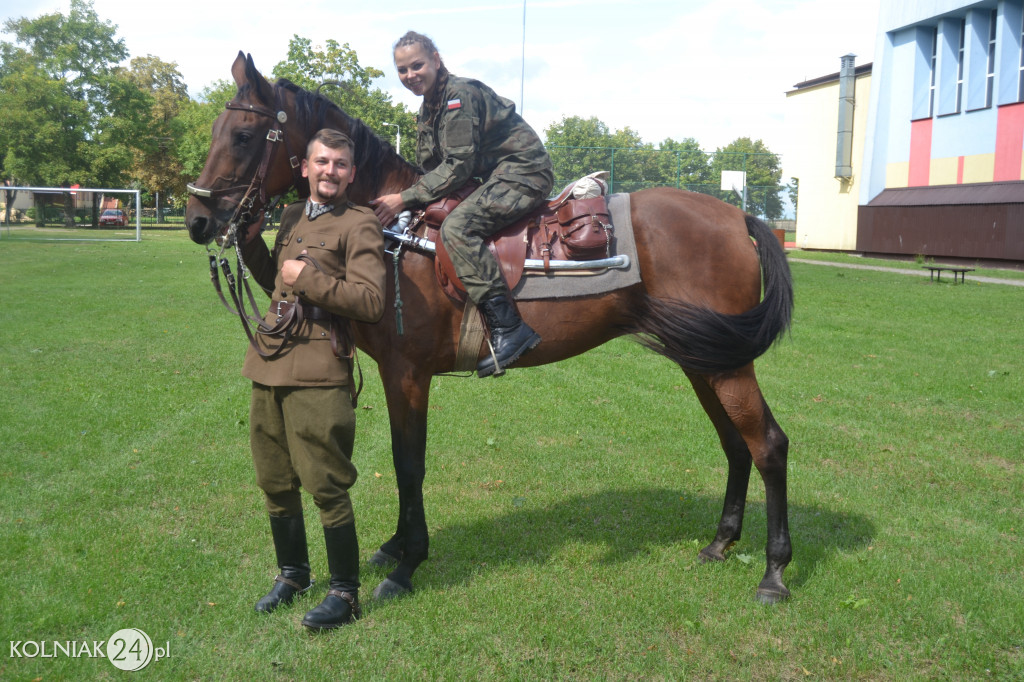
[1,186,142,242]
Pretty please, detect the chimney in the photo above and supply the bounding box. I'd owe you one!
[836,54,856,179]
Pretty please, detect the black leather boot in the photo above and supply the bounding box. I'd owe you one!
[476,294,541,378]
[255,514,313,613]
[302,524,361,630]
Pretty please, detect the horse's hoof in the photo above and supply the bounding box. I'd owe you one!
[369,549,401,568]
[698,546,726,563]
[373,578,412,600]
[755,585,791,605]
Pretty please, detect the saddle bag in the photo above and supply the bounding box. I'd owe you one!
[554,196,613,260]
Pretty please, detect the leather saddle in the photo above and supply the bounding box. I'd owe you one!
[423,176,614,302]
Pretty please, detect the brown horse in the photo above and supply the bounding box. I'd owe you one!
[186,52,795,604]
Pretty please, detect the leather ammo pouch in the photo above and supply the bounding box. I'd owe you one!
[422,181,482,229]
[555,196,613,260]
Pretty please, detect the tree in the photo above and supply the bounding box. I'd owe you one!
[174,80,237,186]
[545,116,618,190]
[123,55,190,202]
[710,137,784,220]
[0,0,152,225]
[545,117,717,194]
[271,36,414,161]
[655,137,713,191]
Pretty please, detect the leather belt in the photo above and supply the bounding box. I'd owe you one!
[270,300,331,321]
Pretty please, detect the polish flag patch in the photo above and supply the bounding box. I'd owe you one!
[447,99,462,110]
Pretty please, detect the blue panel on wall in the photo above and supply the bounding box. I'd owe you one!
[912,27,936,120]
[965,9,993,111]
[931,107,998,158]
[938,18,963,116]
[997,3,1023,105]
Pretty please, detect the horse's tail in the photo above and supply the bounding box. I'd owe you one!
[627,214,794,375]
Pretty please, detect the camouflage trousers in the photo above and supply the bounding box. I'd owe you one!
[439,171,553,304]
[250,383,358,528]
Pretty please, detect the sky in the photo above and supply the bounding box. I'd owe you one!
[4,0,882,179]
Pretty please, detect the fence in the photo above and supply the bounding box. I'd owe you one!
[548,146,790,221]
[3,147,790,238]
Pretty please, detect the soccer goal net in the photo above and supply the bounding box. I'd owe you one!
[0,186,141,242]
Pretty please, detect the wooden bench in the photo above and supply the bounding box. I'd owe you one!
[923,265,974,284]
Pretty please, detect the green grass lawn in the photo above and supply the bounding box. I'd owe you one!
[1,233,1021,680]
[788,247,1024,281]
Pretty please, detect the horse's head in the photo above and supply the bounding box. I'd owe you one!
[185,52,304,245]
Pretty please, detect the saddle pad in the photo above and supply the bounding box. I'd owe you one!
[512,193,641,300]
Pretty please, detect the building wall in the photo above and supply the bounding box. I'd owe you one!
[851,1,1024,263]
[785,68,872,250]
[864,0,1024,201]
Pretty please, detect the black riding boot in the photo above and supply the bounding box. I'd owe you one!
[476,294,541,378]
[255,514,313,613]
[302,524,361,630]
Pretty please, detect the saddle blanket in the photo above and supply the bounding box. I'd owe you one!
[512,192,641,300]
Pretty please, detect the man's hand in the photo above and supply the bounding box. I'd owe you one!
[281,250,308,287]
[369,194,406,226]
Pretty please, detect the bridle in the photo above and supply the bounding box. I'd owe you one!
[186,86,309,359]
[186,88,306,245]
[186,79,367,403]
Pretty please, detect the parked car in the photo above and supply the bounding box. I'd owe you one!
[99,209,127,226]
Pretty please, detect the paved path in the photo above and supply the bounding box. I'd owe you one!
[787,258,1024,287]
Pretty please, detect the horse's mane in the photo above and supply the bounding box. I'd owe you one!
[275,78,419,196]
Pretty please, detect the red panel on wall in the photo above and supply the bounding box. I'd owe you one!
[909,118,932,187]
[995,103,1024,182]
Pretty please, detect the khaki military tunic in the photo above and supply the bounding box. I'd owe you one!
[240,200,386,526]
[242,201,386,386]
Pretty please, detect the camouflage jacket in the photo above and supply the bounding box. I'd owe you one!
[400,70,553,207]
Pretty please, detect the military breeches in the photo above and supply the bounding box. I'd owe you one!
[439,173,552,304]
[250,383,358,527]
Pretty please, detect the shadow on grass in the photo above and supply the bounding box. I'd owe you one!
[365,487,874,597]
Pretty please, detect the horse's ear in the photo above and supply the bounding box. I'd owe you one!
[243,53,274,103]
[231,51,248,89]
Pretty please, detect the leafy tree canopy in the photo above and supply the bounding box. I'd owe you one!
[711,137,784,218]
[175,80,236,185]
[272,36,415,161]
[0,0,151,195]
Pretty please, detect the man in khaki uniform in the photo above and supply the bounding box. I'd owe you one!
[240,129,386,630]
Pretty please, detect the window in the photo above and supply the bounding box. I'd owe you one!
[1019,9,1024,100]
[987,9,996,108]
[956,18,966,112]
[930,26,938,116]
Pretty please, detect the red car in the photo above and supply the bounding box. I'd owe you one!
[99,209,127,226]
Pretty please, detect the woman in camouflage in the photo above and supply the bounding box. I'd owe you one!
[371,31,554,377]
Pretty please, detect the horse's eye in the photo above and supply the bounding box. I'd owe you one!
[235,131,254,146]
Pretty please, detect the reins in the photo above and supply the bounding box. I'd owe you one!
[190,84,364,406]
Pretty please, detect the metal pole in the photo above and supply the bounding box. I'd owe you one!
[381,122,401,156]
[742,153,748,212]
[521,0,526,113]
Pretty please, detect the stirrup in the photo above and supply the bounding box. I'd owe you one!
[484,338,505,377]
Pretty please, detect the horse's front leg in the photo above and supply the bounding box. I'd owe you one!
[371,367,431,599]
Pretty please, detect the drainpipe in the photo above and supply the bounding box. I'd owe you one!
[836,54,856,179]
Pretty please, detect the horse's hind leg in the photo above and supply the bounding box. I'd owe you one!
[686,366,791,603]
